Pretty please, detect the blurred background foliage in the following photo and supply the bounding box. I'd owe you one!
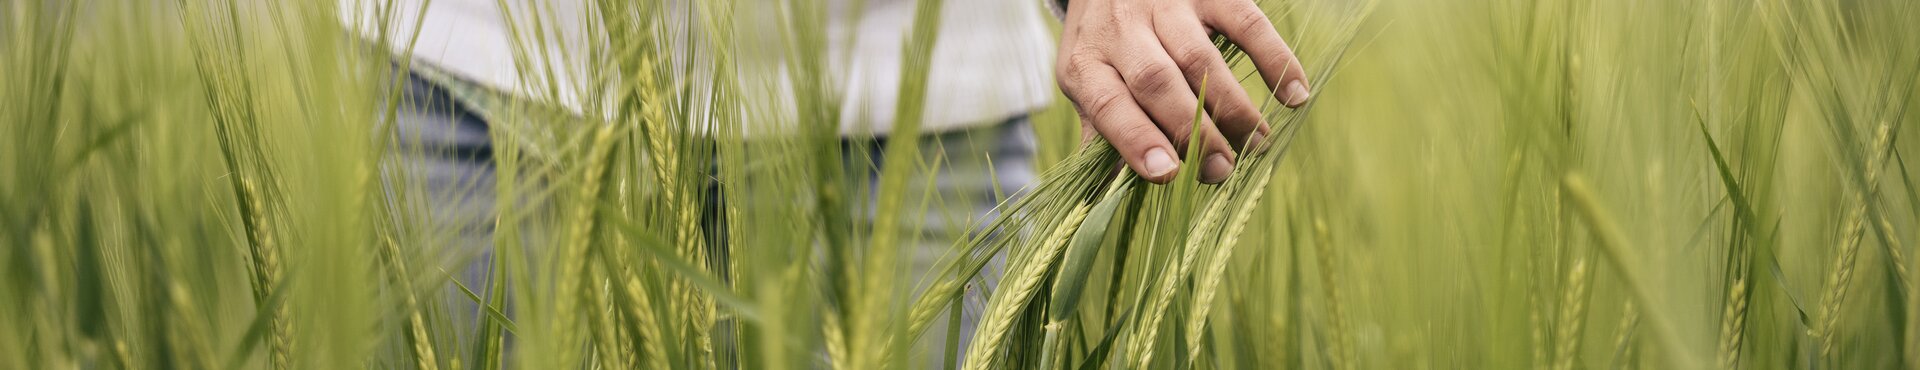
[3,0,1917,369]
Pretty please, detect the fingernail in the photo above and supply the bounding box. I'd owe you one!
[1201,153,1233,184]
[1144,148,1178,179]
[1284,80,1310,107]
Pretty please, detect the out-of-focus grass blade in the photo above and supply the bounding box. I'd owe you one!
[1693,109,1812,326]
[1563,174,1704,370]
[221,270,296,370]
[595,202,762,322]
[440,267,521,335]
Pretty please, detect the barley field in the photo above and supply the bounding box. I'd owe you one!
[3,0,1917,369]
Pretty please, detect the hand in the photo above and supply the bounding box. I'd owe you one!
[1056,0,1310,184]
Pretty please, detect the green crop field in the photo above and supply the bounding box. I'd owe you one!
[3,0,1916,369]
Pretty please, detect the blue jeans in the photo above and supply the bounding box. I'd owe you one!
[391,68,1036,367]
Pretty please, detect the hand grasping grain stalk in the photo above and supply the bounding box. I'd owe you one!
[1127,73,1238,369]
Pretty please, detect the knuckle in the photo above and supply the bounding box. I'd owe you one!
[1056,52,1103,89]
[1229,8,1272,37]
[1068,45,1106,66]
[1114,122,1164,148]
[1055,62,1083,88]
[1104,5,1137,27]
[1159,119,1193,147]
[1078,92,1128,121]
[1128,62,1181,95]
[1173,46,1219,76]
[1214,101,1261,126]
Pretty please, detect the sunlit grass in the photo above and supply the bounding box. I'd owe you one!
[3,0,1917,369]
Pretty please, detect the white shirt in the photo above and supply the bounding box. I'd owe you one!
[343,0,1057,135]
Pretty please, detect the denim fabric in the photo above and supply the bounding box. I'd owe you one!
[392,68,1037,367]
[876,120,1035,368]
[386,71,504,358]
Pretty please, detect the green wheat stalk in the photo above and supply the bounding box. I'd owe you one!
[1564,174,1704,370]
[962,204,1091,370]
[174,1,291,367]
[1551,255,1592,370]
[1312,219,1353,370]
[1815,123,1891,367]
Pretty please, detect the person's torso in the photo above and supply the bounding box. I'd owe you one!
[344,0,1056,134]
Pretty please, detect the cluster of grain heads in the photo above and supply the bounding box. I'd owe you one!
[1564,174,1704,370]
[1049,176,1139,326]
[1038,174,1138,367]
[1698,117,1771,370]
[1312,219,1353,370]
[850,0,951,367]
[940,4,1373,366]
[963,203,1091,370]
[1753,0,1920,365]
[551,124,619,370]
[175,1,295,367]
[7,0,1917,369]
[1550,255,1592,370]
[378,236,441,370]
[1716,276,1749,370]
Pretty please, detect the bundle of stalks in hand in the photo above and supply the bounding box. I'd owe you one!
[911,4,1377,368]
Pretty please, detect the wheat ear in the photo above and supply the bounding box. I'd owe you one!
[961,204,1091,370]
